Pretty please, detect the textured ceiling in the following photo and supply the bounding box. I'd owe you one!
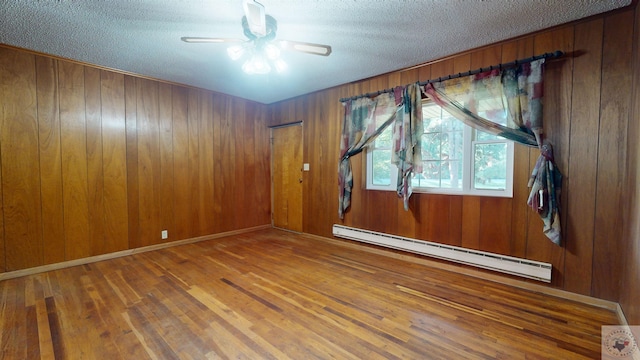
[0,0,632,104]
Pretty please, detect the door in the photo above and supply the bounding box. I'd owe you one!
[271,123,303,232]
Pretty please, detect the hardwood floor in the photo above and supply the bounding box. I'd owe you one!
[0,229,619,359]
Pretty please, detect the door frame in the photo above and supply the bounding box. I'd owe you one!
[269,121,303,232]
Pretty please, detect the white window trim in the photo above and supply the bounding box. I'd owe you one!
[365,144,398,191]
[365,108,514,198]
[467,136,514,198]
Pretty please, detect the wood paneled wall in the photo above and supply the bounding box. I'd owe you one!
[0,6,637,312]
[0,47,271,272]
[620,3,640,326]
[270,8,637,301]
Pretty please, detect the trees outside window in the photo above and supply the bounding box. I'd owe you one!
[366,101,514,197]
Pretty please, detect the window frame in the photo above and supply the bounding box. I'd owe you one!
[365,126,398,191]
[365,101,514,198]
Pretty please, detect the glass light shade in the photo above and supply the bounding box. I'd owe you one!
[242,54,271,74]
[227,45,246,61]
[274,58,287,73]
[264,43,281,60]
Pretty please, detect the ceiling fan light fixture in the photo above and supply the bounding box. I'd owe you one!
[181,37,229,43]
[274,59,288,73]
[242,54,271,75]
[183,1,330,75]
[263,43,280,60]
[227,44,246,61]
[242,0,266,37]
[290,43,332,56]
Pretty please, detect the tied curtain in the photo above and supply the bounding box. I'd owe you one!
[392,84,424,210]
[338,84,423,218]
[424,59,562,245]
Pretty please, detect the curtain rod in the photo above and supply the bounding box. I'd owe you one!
[339,50,564,103]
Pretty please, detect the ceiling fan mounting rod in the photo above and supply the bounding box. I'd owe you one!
[242,15,277,41]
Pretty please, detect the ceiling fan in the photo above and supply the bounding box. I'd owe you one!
[181,0,332,74]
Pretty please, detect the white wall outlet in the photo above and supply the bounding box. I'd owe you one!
[161,230,168,240]
[303,163,310,171]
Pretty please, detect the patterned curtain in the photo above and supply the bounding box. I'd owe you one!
[424,59,562,245]
[338,92,398,219]
[392,83,423,210]
[338,85,424,218]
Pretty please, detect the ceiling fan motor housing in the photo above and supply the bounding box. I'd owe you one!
[242,15,277,41]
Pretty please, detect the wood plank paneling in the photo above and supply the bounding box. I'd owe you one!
[171,86,190,240]
[0,166,2,273]
[461,197,482,250]
[0,136,3,272]
[85,67,106,255]
[187,88,201,237]
[530,26,574,288]
[211,92,224,233]
[564,19,603,295]
[328,88,345,235]
[219,95,235,232]
[0,48,43,270]
[198,92,215,234]
[479,198,512,255]
[59,61,90,261]
[36,56,65,265]
[0,44,271,274]
[620,3,640,326]
[137,79,161,247]
[100,70,128,253]
[308,91,342,236]
[417,195,451,244]
[448,196,463,247]
[252,102,271,229]
[242,102,257,228]
[124,75,140,249]
[232,98,246,230]
[158,83,175,242]
[592,10,634,301]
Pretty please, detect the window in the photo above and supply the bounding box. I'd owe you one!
[366,100,514,197]
[366,122,395,190]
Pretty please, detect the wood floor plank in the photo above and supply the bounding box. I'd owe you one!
[0,228,620,359]
[34,299,55,359]
[45,297,64,359]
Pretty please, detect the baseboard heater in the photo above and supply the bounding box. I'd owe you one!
[332,224,552,283]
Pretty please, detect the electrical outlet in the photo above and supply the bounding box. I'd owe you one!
[161,230,168,240]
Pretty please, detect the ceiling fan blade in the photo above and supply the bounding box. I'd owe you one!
[243,0,266,37]
[278,40,332,57]
[181,37,243,43]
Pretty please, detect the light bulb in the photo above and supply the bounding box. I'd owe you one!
[227,45,245,61]
[264,43,281,60]
[242,54,271,74]
[274,58,287,73]
[241,59,254,73]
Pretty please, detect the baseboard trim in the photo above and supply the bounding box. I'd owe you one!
[0,225,271,281]
[616,303,631,326]
[302,231,620,313]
